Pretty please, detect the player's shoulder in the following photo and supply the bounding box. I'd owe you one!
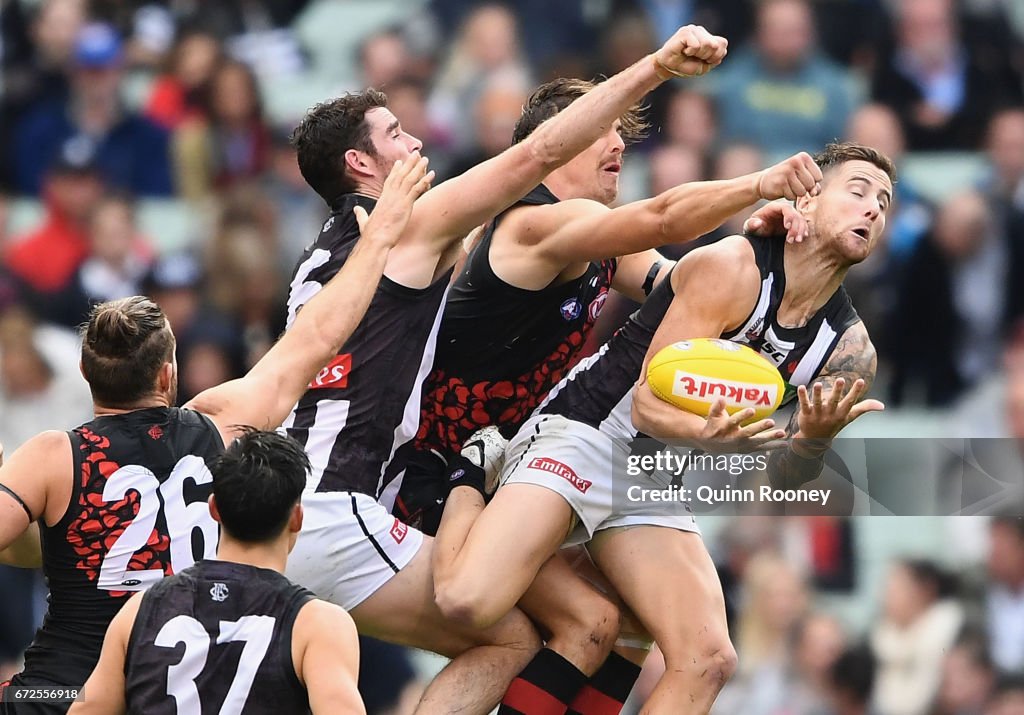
[12,430,72,465]
[500,197,608,246]
[294,598,357,643]
[672,235,758,290]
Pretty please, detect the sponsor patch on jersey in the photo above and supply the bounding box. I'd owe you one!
[308,354,352,389]
[588,292,607,322]
[210,582,229,602]
[559,298,582,321]
[390,519,408,544]
[527,457,591,493]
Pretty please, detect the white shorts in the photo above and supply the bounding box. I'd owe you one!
[285,491,424,610]
[500,414,699,545]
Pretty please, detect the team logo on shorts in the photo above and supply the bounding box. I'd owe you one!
[390,519,408,544]
[322,216,335,233]
[528,457,592,493]
[210,583,230,602]
[560,298,582,321]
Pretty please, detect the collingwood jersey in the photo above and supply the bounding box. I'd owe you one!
[415,184,617,455]
[20,408,222,694]
[124,561,314,715]
[540,235,861,438]
[283,194,452,500]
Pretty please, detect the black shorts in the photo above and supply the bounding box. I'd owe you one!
[392,446,448,536]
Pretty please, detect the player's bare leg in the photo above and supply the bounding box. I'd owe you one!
[588,526,736,715]
[349,535,539,715]
[435,483,619,673]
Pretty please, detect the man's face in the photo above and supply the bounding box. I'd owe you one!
[557,122,625,205]
[360,107,423,180]
[805,160,893,265]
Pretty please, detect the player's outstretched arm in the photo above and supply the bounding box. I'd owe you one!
[294,600,365,715]
[186,156,433,444]
[407,25,728,251]
[509,152,821,290]
[0,431,70,567]
[630,240,784,451]
[69,593,141,715]
[767,322,883,488]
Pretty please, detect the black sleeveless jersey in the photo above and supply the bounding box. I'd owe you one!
[22,407,222,690]
[125,560,314,715]
[540,235,862,437]
[284,193,453,501]
[415,185,617,455]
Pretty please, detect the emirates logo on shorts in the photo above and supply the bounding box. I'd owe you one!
[390,519,408,544]
[528,457,592,494]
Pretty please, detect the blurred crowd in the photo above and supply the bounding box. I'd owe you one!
[1,0,1024,713]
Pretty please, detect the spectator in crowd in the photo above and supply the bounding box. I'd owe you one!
[173,59,271,201]
[708,0,855,158]
[791,613,849,715]
[141,251,244,403]
[3,148,103,299]
[889,191,1023,406]
[827,645,878,715]
[714,552,811,715]
[932,628,997,715]
[183,0,309,78]
[446,75,528,177]
[659,88,717,157]
[428,3,531,156]
[608,0,757,51]
[986,516,1024,675]
[985,676,1024,715]
[871,0,1023,151]
[871,559,964,715]
[0,0,85,190]
[358,29,412,90]
[262,127,327,271]
[13,21,173,197]
[143,27,222,130]
[50,193,152,328]
[984,108,1024,218]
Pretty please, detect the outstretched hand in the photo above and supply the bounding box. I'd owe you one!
[653,25,728,79]
[353,151,435,247]
[697,398,787,454]
[744,201,809,243]
[793,378,884,454]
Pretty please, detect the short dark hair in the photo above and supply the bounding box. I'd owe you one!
[813,141,897,184]
[511,77,648,146]
[899,558,959,600]
[829,644,876,704]
[291,89,389,203]
[212,429,309,543]
[81,297,175,407]
[992,512,1024,541]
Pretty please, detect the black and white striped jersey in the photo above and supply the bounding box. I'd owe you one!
[539,235,862,439]
[283,193,452,503]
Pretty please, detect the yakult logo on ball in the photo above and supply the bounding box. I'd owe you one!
[673,371,777,407]
[528,457,592,494]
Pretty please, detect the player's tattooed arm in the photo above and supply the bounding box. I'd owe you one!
[767,322,884,488]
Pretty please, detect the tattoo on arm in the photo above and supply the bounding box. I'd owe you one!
[767,323,877,489]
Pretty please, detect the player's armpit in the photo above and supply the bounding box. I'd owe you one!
[68,593,140,715]
[295,601,365,715]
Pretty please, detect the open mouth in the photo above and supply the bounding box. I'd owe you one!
[603,164,621,174]
[852,227,869,240]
